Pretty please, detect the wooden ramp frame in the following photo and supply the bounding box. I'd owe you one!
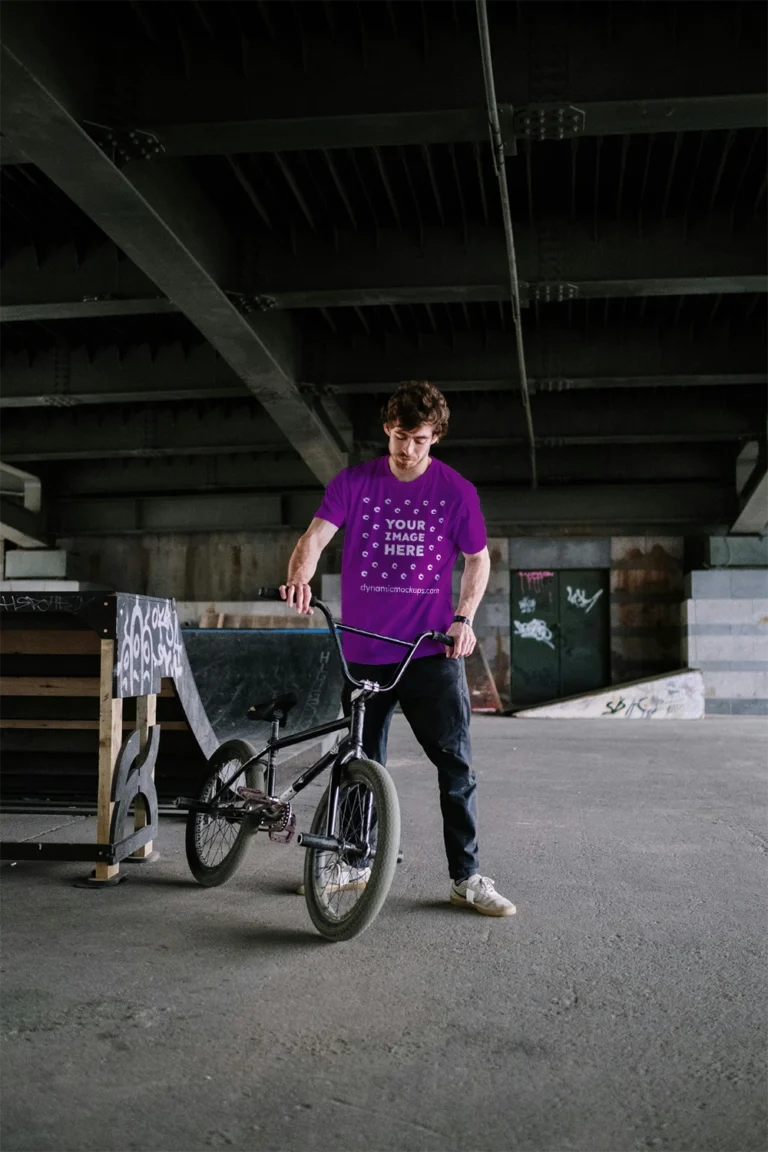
[0,592,219,883]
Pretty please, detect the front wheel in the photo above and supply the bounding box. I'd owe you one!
[303,757,400,942]
[185,738,263,887]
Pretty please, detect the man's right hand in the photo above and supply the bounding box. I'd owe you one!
[280,582,314,615]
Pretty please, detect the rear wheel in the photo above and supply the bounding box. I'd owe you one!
[185,739,263,887]
[303,758,400,942]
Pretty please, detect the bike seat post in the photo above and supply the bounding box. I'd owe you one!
[266,715,281,794]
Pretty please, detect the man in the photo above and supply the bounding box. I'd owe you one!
[280,380,515,917]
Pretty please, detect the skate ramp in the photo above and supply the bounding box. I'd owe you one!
[513,669,705,719]
[180,628,344,747]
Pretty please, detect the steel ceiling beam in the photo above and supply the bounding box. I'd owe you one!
[2,389,761,462]
[83,95,766,155]
[0,243,161,307]
[43,10,764,155]
[236,218,768,308]
[0,400,290,461]
[2,340,764,409]
[51,483,736,536]
[0,299,180,322]
[4,220,764,320]
[332,375,767,395]
[0,345,246,407]
[43,442,735,498]
[312,328,766,389]
[0,14,345,485]
[349,388,764,448]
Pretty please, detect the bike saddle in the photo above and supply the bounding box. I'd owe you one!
[247,691,298,726]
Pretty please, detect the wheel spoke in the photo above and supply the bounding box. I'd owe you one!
[309,779,378,923]
[193,762,248,869]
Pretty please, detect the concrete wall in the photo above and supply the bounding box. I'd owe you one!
[683,569,768,716]
[51,531,687,711]
[455,537,511,708]
[610,537,684,684]
[56,531,342,599]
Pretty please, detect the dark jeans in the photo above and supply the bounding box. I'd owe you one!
[343,655,479,882]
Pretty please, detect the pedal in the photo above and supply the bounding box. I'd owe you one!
[269,812,296,845]
[237,786,266,803]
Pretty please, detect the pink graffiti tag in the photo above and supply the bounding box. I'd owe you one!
[519,570,554,593]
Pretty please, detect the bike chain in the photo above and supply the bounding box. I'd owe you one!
[236,787,296,844]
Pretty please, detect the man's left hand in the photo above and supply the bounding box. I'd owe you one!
[446,620,476,659]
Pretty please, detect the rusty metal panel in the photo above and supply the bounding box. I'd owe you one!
[610,537,684,683]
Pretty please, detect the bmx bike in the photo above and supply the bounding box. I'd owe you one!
[177,587,454,942]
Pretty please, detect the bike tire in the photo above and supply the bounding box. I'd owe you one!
[303,757,400,943]
[185,738,262,887]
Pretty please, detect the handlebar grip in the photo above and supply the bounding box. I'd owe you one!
[255,586,316,606]
[431,631,455,648]
[254,587,284,602]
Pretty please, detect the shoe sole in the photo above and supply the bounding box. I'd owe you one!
[449,892,516,917]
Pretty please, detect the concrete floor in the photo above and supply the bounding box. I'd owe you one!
[1,717,766,1152]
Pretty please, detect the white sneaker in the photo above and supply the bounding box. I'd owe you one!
[325,863,371,894]
[296,864,371,898]
[450,874,516,917]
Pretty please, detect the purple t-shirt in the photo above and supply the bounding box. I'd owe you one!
[316,455,486,664]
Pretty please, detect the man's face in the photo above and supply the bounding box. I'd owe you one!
[384,421,438,472]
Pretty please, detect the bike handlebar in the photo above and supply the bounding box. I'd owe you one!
[255,586,296,603]
[254,587,454,694]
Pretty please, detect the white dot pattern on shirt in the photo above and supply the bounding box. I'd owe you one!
[356,485,461,588]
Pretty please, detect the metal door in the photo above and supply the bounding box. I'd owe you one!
[511,569,609,708]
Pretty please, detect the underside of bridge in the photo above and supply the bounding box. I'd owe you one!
[0,0,766,541]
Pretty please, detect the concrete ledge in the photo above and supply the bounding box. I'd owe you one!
[514,669,704,719]
[686,570,768,599]
[705,697,768,716]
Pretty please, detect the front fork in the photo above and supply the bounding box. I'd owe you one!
[324,694,374,852]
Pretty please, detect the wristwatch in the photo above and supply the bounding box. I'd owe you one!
[452,615,473,628]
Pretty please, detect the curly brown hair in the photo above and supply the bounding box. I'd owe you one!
[380,381,450,440]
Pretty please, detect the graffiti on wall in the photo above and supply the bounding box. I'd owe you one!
[513,618,556,650]
[117,595,184,698]
[601,681,691,719]
[566,586,604,614]
[518,571,554,594]
[518,597,537,614]
[515,670,705,719]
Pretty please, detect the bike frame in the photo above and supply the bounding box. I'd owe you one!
[193,597,452,844]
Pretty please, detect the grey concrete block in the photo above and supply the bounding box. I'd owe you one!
[708,536,768,568]
[4,550,82,580]
[0,579,106,592]
[730,570,768,599]
[703,669,768,698]
[685,570,733,599]
[728,698,768,715]
[693,599,755,625]
[509,537,610,570]
[704,698,732,714]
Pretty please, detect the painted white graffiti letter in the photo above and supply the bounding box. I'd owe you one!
[514,618,555,650]
[566,586,604,614]
[519,597,536,614]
